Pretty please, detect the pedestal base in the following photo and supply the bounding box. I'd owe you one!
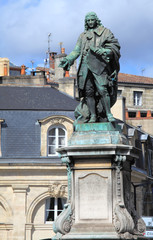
[69,122,128,146]
[53,123,146,240]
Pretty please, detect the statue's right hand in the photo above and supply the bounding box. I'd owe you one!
[59,58,69,69]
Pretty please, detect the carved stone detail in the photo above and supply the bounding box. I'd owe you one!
[137,218,146,234]
[49,118,65,125]
[113,154,146,238]
[61,156,72,201]
[114,204,135,234]
[48,183,67,198]
[113,155,126,206]
[53,203,73,237]
[114,155,126,170]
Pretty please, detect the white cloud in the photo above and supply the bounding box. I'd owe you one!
[0,0,153,77]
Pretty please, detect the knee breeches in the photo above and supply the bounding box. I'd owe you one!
[85,72,108,97]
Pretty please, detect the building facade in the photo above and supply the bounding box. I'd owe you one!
[117,73,153,136]
[0,59,153,239]
[0,82,78,240]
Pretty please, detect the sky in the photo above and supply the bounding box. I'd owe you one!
[0,0,153,77]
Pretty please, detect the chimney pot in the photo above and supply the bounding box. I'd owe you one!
[4,64,8,76]
[65,71,70,77]
[21,65,26,75]
[61,48,65,54]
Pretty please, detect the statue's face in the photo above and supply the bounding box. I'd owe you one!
[86,15,97,29]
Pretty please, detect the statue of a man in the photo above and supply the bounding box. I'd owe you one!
[59,12,120,123]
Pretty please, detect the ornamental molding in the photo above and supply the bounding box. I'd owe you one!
[38,115,74,125]
[12,184,29,193]
[48,182,67,198]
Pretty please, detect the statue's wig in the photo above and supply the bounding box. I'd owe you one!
[85,12,102,30]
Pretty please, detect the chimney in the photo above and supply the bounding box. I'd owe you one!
[21,65,26,75]
[4,64,8,76]
[49,52,57,69]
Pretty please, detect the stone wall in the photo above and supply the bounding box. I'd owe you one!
[111,96,126,121]
[0,164,67,240]
[118,85,153,111]
[1,75,47,86]
[118,84,153,135]
[57,77,78,98]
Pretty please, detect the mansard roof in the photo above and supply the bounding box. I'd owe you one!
[0,86,78,110]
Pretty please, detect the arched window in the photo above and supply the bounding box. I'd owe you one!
[48,126,67,156]
[45,197,67,223]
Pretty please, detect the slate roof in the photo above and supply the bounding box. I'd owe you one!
[9,62,17,67]
[0,86,78,110]
[118,73,153,85]
[9,62,21,70]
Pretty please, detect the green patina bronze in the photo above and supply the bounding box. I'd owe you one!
[59,12,120,124]
[68,122,128,146]
[74,122,121,132]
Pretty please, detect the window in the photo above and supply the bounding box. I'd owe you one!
[48,126,66,156]
[141,112,147,118]
[0,120,4,157]
[45,197,66,223]
[117,90,122,96]
[133,91,142,106]
[128,112,136,118]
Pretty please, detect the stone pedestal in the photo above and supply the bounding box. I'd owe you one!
[53,123,145,240]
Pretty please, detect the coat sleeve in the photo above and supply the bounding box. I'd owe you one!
[65,34,82,66]
[102,29,121,73]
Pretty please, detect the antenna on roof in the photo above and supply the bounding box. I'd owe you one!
[44,33,52,69]
[48,33,52,69]
[48,33,51,54]
[31,60,34,71]
[141,68,145,76]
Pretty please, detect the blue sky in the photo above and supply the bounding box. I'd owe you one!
[0,0,153,77]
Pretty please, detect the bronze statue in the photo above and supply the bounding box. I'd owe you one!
[59,12,120,123]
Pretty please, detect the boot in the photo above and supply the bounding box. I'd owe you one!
[101,95,115,122]
[88,114,97,123]
[86,97,97,123]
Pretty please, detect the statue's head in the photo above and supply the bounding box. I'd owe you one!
[85,12,102,30]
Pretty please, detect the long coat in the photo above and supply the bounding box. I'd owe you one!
[66,25,120,101]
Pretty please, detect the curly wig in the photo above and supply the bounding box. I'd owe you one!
[85,12,102,30]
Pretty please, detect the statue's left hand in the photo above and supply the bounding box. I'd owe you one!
[91,47,113,58]
[90,46,105,56]
[94,48,105,56]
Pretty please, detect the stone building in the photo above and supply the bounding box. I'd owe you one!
[0,55,153,239]
[0,73,152,240]
[0,76,78,240]
[117,73,153,136]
